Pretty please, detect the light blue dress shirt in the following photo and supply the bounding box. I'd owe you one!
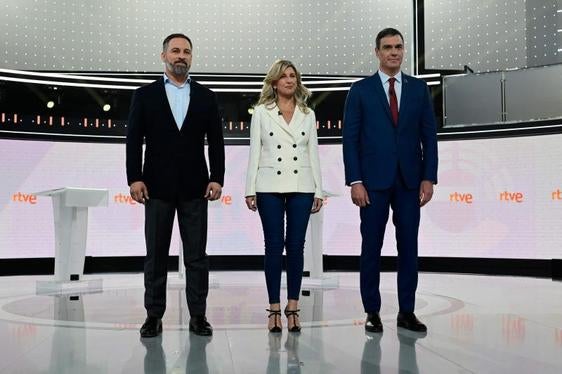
[378,70,402,110]
[164,73,191,130]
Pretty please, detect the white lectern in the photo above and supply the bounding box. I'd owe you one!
[35,187,108,293]
[301,194,339,288]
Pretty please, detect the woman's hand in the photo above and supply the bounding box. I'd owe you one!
[311,197,323,213]
[245,196,257,211]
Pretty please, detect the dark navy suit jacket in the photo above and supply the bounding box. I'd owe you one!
[342,72,438,190]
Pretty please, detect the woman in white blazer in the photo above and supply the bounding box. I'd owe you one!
[245,60,323,333]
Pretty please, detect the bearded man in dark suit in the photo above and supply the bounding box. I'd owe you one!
[126,33,225,338]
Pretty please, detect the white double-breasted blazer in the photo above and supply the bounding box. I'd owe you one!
[245,103,323,198]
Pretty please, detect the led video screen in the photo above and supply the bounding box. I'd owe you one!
[1,134,561,259]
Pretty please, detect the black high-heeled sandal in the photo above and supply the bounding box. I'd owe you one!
[266,309,282,333]
[284,308,301,332]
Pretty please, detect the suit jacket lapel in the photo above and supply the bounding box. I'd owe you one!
[372,73,393,124]
[266,105,294,138]
[398,74,409,127]
[288,107,306,136]
[180,81,196,131]
[157,77,181,132]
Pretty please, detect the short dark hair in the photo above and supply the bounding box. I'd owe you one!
[162,33,192,52]
[376,28,404,49]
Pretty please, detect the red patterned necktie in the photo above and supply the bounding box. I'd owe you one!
[388,77,398,127]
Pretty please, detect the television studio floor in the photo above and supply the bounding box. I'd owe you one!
[0,271,560,374]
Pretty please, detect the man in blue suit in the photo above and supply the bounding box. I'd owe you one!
[343,28,438,333]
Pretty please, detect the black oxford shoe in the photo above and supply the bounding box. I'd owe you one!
[140,316,162,338]
[397,312,427,333]
[189,315,213,336]
[365,312,383,333]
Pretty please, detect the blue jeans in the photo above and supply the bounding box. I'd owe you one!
[256,192,314,304]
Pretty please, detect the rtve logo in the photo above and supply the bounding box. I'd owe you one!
[113,193,234,205]
[11,192,37,204]
[449,192,473,204]
[499,191,524,203]
[114,193,137,205]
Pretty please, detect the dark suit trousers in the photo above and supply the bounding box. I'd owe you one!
[144,198,209,318]
[359,173,420,313]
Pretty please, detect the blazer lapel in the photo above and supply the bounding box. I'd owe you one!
[372,73,393,124]
[157,77,181,132]
[180,81,196,131]
[397,74,409,128]
[266,105,294,138]
[288,107,306,137]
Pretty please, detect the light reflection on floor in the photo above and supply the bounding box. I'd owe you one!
[0,272,560,373]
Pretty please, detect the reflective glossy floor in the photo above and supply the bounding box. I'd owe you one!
[0,271,561,373]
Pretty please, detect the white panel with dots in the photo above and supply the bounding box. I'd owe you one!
[1,0,414,75]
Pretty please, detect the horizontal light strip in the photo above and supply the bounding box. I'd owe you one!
[0,68,362,83]
[0,76,358,92]
[415,73,441,78]
[174,79,360,86]
[0,130,345,141]
[0,76,139,90]
[1,70,439,90]
[211,88,261,92]
[58,72,363,80]
[0,77,440,91]
[4,125,558,140]
[0,68,152,84]
[0,129,124,139]
[70,72,265,78]
[194,136,344,141]
[2,69,437,84]
[440,123,562,135]
[309,87,352,92]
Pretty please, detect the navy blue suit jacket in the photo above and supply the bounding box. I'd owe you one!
[126,78,225,200]
[342,72,438,190]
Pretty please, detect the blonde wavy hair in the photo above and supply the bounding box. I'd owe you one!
[257,59,311,113]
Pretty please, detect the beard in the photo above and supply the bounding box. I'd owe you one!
[167,61,189,76]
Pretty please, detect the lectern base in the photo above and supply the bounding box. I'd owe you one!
[36,278,103,295]
[281,273,340,289]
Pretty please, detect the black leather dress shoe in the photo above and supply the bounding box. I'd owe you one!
[140,316,162,338]
[365,312,383,333]
[189,315,213,336]
[397,312,427,332]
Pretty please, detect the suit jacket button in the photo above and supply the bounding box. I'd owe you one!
[301,132,305,136]
[278,157,282,162]
[277,145,281,149]
[277,171,282,175]
[292,144,297,148]
[293,156,298,161]
[269,132,274,136]
[294,170,298,174]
